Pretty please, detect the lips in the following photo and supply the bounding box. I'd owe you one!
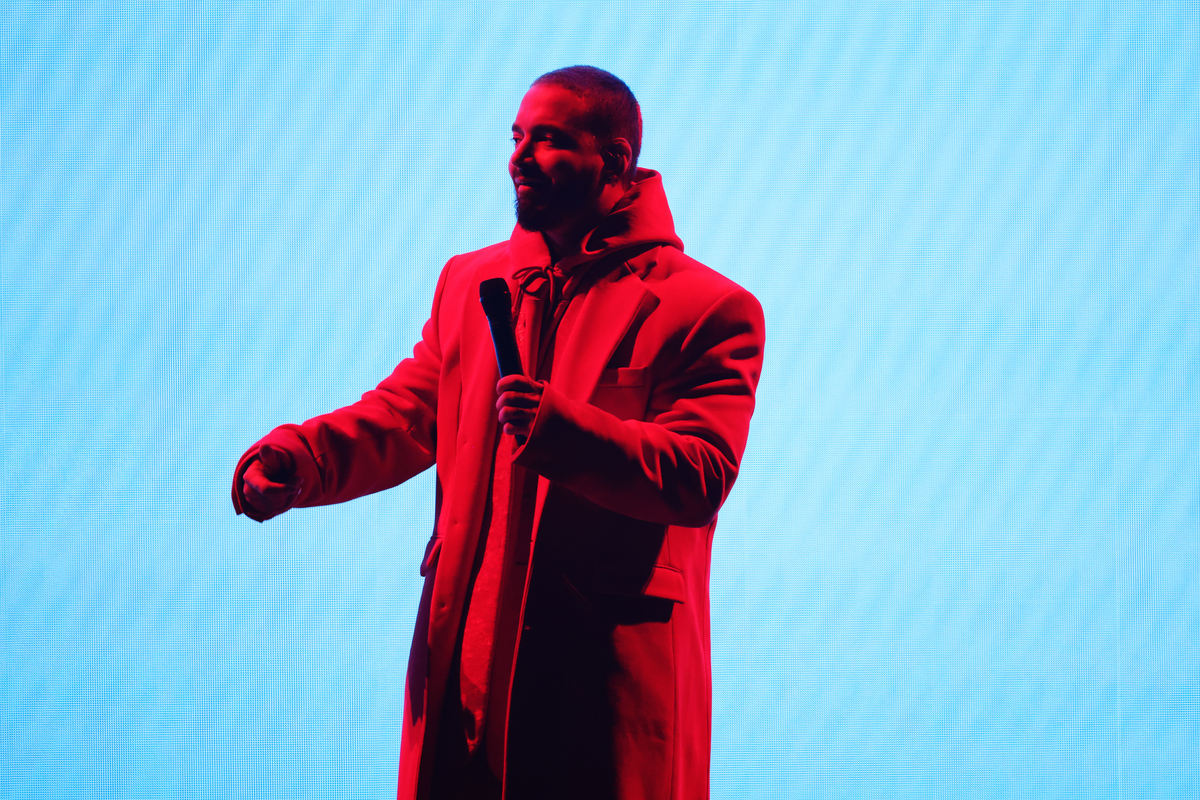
[516,180,548,201]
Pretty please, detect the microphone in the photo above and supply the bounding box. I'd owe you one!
[479,278,527,444]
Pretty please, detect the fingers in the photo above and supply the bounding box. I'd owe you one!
[243,464,297,495]
[503,422,532,439]
[498,405,536,427]
[495,390,540,411]
[242,479,300,516]
[498,407,535,440]
[241,457,302,516]
[258,443,297,481]
[495,377,543,441]
[243,478,296,513]
[497,374,538,394]
[495,377,543,412]
[244,453,301,492]
[250,444,301,497]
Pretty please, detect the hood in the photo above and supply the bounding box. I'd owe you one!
[507,168,684,271]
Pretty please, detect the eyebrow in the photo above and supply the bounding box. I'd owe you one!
[511,123,571,137]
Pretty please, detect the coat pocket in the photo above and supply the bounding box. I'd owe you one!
[591,367,651,421]
[597,366,648,387]
[592,562,687,604]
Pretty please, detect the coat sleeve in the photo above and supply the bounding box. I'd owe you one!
[514,286,765,528]
[231,260,451,521]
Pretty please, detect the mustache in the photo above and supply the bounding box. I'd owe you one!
[514,170,550,184]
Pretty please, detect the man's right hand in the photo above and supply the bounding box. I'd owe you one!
[240,443,303,519]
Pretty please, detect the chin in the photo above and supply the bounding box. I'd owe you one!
[514,195,563,232]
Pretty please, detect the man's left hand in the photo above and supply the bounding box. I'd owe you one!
[496,375,544,441]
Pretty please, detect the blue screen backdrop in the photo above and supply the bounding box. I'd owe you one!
[2,2,1197,798]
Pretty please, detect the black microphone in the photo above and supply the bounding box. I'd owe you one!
[479,278,527,444]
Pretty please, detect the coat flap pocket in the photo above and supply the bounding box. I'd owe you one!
[420,535,442,577]
[642,564,686,603]
[592,562,687,604]
[597,366,648,387]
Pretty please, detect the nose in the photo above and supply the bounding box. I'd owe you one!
[510,135,532,172]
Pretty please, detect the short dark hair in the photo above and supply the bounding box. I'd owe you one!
[532,65,642,181]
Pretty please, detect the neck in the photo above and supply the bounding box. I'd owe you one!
[542,224,590,267]
[543,180,629,266]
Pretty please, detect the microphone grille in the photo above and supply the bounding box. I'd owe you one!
[479,278,512,317]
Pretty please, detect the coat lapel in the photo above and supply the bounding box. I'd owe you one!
[553,262,653,402]
[527,261,657,544]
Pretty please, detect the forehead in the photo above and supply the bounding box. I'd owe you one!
[512,83,591,133]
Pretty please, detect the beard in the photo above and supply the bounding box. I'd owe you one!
[513,170,601,232]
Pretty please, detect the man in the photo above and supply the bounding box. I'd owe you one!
[232,66,764,800]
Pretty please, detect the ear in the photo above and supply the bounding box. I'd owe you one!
[602,138,634,184]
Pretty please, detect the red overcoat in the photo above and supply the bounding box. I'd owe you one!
[232,170,765,800]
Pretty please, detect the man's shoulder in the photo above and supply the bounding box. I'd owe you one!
[455,239,511,264]
[430,240,511,301]
[445,239,510,275]
[640,246,760,314]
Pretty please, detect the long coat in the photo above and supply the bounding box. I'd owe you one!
[232,170,765,800]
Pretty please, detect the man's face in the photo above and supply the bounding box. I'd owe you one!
[509,83,607,233]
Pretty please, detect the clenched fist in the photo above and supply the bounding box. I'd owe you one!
[496,375,543,444]
[240,443,303,519]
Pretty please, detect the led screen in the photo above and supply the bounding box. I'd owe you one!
[3,3,1197,798]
